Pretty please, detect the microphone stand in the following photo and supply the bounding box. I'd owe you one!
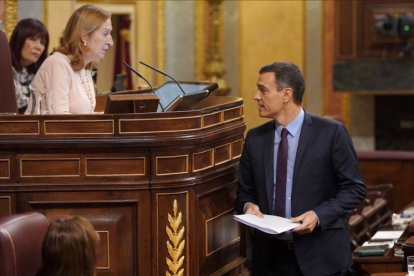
[139,61,186,95]
[121,61,165,111]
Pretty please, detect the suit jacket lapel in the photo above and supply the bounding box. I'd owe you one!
[293,110,313,185]
[264,121,275,214]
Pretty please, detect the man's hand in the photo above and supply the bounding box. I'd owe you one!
[245,203,264,218]
[291,211,318,234]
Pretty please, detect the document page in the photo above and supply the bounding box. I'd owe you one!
[371,230,404,240]
[234,214,301,234]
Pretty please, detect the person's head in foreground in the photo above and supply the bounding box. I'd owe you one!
[36,216,99,276]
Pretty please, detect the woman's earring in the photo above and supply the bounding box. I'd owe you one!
[83,41,86,46]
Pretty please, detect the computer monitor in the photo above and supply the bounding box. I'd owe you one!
[154,81,218,112]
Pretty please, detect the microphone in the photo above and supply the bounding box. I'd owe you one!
[121,61,164,111]
[139,61,186,95]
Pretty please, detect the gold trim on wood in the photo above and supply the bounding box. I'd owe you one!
[5,0,17,40]
[0,196,12,216]
[195,0,206,81]
[202,111,223,129]
[222,106,242,123]
[205,208,240,256]
[156,155,189,176]
[231,139,243,160]
[44,120,115,135]
[0,120,40,136]
[192,149,214,172]
[156,0,165,86]
[96,230,110,270]
[119,116,202,134]
[20,158,81,178]
[0,159,10,179]
[166,200,185,276]
[214,143,232,166]
[156,192,189,276]
[85,157,146,177]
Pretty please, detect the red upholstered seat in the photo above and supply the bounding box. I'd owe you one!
[0,212,49,276]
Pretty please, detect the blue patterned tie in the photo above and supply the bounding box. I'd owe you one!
[274,128,288,217]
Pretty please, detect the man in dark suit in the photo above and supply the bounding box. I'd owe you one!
[235,62,366,276]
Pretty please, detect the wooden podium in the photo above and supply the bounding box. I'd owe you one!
[0,96,247,276]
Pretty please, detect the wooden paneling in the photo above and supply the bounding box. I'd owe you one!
[0,159,10,179]
[156,155,188,176]
[223,107,242,123]
[198,182,241,276]
[336,1,356,58]
[26,191,151,276]
[86,157,145,176]
[193,150,214,172]
[119,116,202,134]
[203,111,222,128]
[358,151,414,212]
[20,158,80,178]
[215,143,232,166]
[0,96,246,276]
[206,208,239,256]
[232,139,243,159]
[44,120,114,135]
[0,120,39,135]
[335,0,414,60]
[0,196,11,218]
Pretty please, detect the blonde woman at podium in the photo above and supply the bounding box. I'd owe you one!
[26,5,113,115]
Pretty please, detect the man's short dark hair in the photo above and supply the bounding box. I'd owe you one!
[259,62,305,105]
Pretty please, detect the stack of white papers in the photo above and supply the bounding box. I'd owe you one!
[371,230,404,240]
[234,214,301,234]
[362,240,394,248]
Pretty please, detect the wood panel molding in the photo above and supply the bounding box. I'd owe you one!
[0,159,10,179]
[231,139,243,160]
[193,149,214,172]
[156,155,189,176]
[119,116,202,134]
[85,157,145,177]
[205,208,240,256]
[20,158,80,178]
[0,196,11,218]
[44,120,114,135]
[96,230,110,270]
[215,143,232,166]
[0,120,40,135]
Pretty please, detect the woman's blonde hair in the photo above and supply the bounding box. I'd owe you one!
[58,5,110,71]
[36,216,100,276]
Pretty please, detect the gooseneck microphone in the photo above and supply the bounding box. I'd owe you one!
[139,61,186,95]
[121,61,164,111]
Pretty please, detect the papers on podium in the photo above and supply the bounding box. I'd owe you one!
[234,214,301,234]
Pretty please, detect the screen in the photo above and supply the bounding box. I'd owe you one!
[154,82,216,112]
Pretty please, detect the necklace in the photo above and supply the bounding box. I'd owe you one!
[79,69,95,110]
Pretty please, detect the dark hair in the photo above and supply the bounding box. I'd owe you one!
[259,61,305,105]
[36,216,99,276]
[9,18,49,74]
